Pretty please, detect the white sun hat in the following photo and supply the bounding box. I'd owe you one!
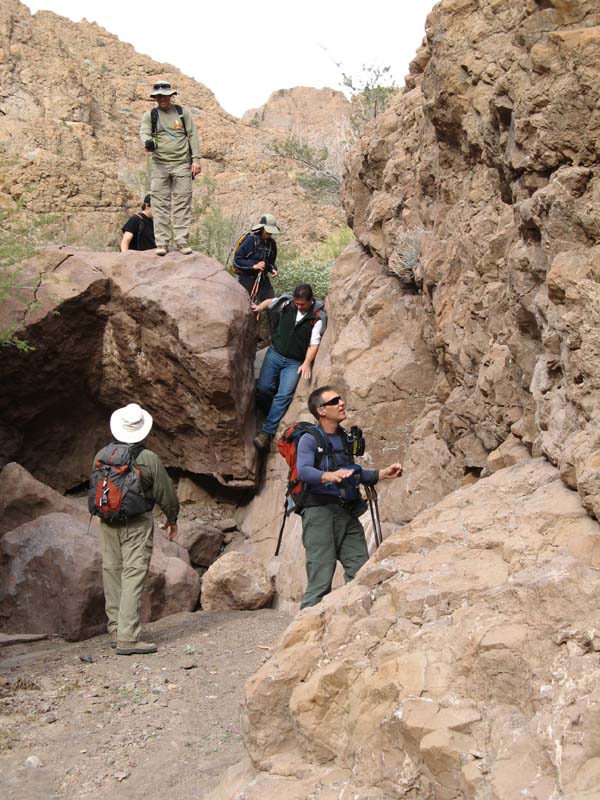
[110,403,153,444]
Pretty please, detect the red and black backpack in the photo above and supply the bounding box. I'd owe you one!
[88,443,154,523]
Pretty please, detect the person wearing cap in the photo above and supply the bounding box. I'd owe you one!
[234,213,280,302]
[140,80,201,256]
[120,194,156,252]
[93,403,179,656]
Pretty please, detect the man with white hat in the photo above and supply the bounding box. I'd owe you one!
[234,213,281,302]
[90,403,179,656]
[140,80,201,256]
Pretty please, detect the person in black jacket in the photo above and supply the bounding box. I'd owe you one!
[251,283,324,450]
[234,213,280,301]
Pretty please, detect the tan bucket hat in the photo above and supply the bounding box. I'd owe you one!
[251,213,281,235]
[110,403,153,444]
[150,81,177,98]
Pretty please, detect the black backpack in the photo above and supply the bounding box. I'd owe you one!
[88,443,154,523]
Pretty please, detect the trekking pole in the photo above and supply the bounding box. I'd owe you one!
[274,497,288,557]
[250,271,262,303]
[365,485,383,549]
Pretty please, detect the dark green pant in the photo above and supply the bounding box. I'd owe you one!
[300,504,369,609]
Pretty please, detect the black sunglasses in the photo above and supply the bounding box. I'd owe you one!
[153,82,172,90]
[320,395,342,407]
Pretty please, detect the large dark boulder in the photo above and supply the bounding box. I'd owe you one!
[0,248,257,491]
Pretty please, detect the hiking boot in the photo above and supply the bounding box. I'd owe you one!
[253,431,272,451]
[109,640,117,649]
[116,640,157,656]
[178,246,193,255]
[156,246,168,256]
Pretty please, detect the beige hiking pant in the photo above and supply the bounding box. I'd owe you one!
[99,513,153,643]
[150,161,193,247]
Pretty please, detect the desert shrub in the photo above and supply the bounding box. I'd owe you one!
[385,227,424,290]
[272,257,332,299]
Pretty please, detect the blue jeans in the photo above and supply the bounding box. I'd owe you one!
[256,347,302,434]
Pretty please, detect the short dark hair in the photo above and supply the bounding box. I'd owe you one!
[293,283,314,301]
[308,385,336,420]
[142,194,151,209]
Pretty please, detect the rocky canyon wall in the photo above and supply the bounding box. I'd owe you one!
[236,0,600,609]
[213,1,600,796]
[0,0,343,250]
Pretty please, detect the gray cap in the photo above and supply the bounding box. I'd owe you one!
[251,213,281,235]
[150,81,177,98]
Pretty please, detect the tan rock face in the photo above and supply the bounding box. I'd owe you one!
[242,86,351,141]
[214,0,600,795]
[340,0,600,516]
[0,0,342,251]
[209,460,600,797]
[0,248,257,491]
[201,551,273,611]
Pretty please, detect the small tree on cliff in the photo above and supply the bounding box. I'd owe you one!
[267,63,398,205]
[339,63,398,128]
[0,206,38,349]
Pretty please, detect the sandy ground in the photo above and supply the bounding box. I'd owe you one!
[0,608,290,800]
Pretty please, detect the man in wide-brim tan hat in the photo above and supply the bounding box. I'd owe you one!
[140,80,201,256]
[90,403,179,656]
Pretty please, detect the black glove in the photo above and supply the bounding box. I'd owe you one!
[144,139,156,152]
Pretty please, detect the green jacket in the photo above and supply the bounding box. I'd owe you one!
[93,446,180,523]
[140,105,201,165]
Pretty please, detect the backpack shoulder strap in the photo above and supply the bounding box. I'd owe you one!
[174,104,188,136]
[337,426,354,461]
[128,443,146,463]
[151,107,158,137]
[300,424,330,469]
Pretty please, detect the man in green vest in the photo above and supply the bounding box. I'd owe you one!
[252,284,325,450]
[140,81,201,256]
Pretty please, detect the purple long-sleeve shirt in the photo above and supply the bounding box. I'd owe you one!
[297,429,378,497]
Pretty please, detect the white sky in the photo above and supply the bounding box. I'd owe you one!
[23,1,437,118]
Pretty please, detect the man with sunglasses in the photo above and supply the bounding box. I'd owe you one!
[296,386,403,609]
[251,283,325,450]
[140,81,201,256]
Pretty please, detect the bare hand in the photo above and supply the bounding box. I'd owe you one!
[380,463,403,480]
[298,362,312,380]
[323,468,355,484]
[165,522,178,540]
[253,261,266,272]
[270,269,278,278]
[191,163,201,178]
[251,302,260,313]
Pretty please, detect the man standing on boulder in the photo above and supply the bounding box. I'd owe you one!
[251,283,324,450]
[297,386,403,609]
[90,403,179,656]
[140,81,201,256]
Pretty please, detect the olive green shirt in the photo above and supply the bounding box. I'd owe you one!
[93,446,180,523]
[140,105,201,165]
